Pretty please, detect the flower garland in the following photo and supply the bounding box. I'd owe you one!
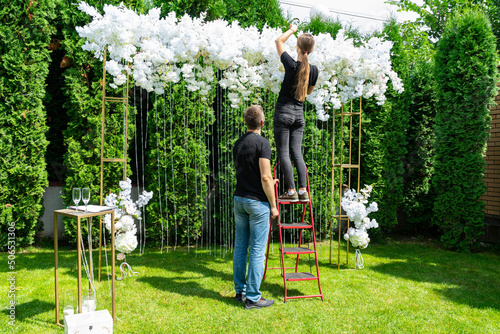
[104,178,153,260]
[341,185,379,249]
[76,2,404,121]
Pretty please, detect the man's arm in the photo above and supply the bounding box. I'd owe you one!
[259,158,279,219]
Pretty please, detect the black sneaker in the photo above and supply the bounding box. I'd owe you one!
[244,297,274,310]
[235,292,245,303]
[298,192,309,202]
[279,192,299,202]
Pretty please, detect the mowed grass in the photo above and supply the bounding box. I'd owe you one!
[1,239,500,333]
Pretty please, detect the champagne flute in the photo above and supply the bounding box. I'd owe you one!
[72,188,81,212]
[82,188,91,213]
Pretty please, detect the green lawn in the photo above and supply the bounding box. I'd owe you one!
[1,239,500,333]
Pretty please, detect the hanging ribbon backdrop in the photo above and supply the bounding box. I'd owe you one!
[76,2,403,255]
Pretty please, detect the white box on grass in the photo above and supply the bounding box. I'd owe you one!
[64,309,113,334]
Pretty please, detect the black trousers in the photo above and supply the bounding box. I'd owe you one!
[273,102,307,190]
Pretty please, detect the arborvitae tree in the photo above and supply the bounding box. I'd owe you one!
[0,0,55,247]
[402,60,438,235]
[433,9,498,250]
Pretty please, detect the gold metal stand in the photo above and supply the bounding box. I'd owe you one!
[54,208,116,326]
[98,47,129,283]
[329,99,362,268]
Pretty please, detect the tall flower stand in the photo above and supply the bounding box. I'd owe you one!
[54,208,116,327]
[329,99,363,269]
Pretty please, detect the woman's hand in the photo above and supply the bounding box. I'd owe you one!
[289,24,298,33]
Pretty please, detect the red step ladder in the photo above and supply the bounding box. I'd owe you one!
[263,163,324,302]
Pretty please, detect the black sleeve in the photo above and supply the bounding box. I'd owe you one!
[280,51,296,72]
[259,138,272,160]
[309,65,319,87]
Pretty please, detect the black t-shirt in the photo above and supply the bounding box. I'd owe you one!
[233,132,272,202]
[277,51,319,106]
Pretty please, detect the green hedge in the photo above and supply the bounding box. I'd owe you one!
[0,1,55,248]
[153,0,286,29]
[433,9,498,250]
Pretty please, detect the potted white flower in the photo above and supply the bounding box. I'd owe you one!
[104,178,153,280]
[341,185,379,269]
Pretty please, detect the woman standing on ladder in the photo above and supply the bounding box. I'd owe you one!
[274,23,318,202]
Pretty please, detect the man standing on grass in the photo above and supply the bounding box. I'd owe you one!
[233,105,279,310]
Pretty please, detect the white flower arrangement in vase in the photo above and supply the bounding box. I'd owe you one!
[104,178,153,279]
[341,185,379,268]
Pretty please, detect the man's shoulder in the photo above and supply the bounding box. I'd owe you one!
[253,134,271,146]
[238,133,270,150]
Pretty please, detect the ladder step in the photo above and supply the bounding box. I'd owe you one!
[102,158,126,162]
[285,272,318,281]
[278,199,310,204]
[281,222,311,229]
[285,294,323,300]
[104,97,127,102]
[282,247,314,254]
[333,164,359,168]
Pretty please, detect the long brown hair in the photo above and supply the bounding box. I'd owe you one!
[294,33,315,101]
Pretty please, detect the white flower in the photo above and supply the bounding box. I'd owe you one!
[104,214,112,231]
[102,176,153,256]
[344,228,370,249]
[104,193,118,207]
[118,215,137,234]
[117,253,126,261]
[137,191,153,208]
[77,3,403,119]
[125,203,136,215]
[119,178,132,190]
[115,231,138,254]
[341,186,379,248]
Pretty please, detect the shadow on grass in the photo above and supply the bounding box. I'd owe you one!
[138,275,237,306]
[134,249,304,303]
[2,299,51,320]
[2,299,55,329]
[366,241,500,311]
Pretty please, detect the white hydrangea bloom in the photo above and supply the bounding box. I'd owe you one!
[344,227,370,249]
[118,215,137,234]
[115,231,138,254]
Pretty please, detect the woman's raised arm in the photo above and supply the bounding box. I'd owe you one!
[275,24,297,57]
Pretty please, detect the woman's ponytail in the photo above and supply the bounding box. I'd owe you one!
[294,34,315,101]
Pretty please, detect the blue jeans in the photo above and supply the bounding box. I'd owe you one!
[233,196,270,302]
[274,102,307,189]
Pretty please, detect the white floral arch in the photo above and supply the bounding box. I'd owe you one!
[77,2,403,121]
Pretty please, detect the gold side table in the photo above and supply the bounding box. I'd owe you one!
[54,208,116,326]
